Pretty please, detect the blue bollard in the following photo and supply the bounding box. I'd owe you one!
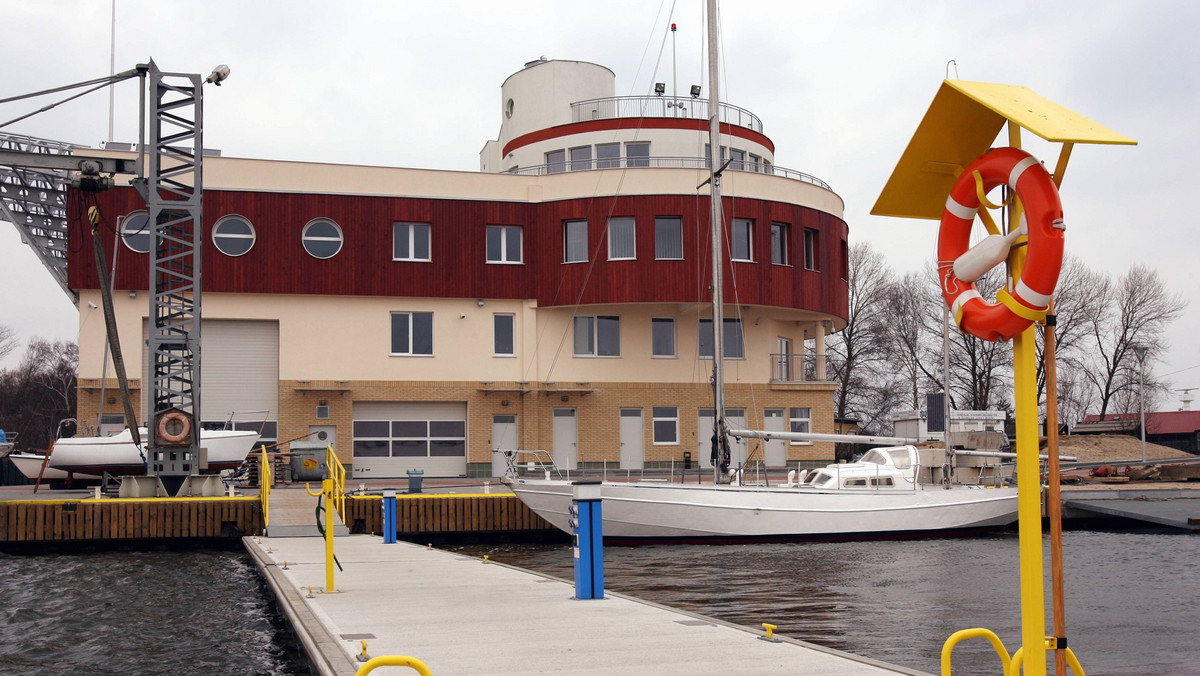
[382,489,397,544]
[571,480,604,599]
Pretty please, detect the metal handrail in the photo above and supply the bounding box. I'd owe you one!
[327,444,346,520]
[259,444,271,529]
[570,95,762,133]
[496,448,566,480]
[354,655,432,676]
[508,156,832,190]
[769,353,828,383]
[941,628,1012,676]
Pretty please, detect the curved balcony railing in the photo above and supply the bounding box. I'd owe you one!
[571,96,763,133]
[507,156,831,191]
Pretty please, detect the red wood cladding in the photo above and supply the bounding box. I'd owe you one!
[501,117,775,157]
[70,186,848,321]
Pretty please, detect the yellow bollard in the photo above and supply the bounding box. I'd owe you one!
[357,640,370,663]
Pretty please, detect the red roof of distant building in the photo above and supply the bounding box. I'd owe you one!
[1081,410,1200,434]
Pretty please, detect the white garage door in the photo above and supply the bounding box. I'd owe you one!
[352,401,468,478]
[142,319,280,445]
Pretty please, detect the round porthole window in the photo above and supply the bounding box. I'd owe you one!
[302,218,343,259]
[505,98,514,119]
[212,215,256,257]
[120,210,151,253]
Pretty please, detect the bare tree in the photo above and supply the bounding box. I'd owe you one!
[1036,255,1108,407]
[0,324,15,363]
[0,338,78,449]
[1073,264,1186,417]
[826,242,904,436]
[882,270,944,410]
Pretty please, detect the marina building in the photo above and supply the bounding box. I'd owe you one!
[70,59,849,478]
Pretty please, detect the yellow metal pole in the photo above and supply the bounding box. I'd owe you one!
[323,477,336,592]
[1008,122,1047,676]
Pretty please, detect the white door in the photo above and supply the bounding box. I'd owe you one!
[776,337,792,382]
[698,408,748,469]
[619,408,644,470]
[552,408,577,470]
[764,409,787,467]
[491,414,518,477]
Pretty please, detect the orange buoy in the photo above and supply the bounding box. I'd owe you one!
[156,410,191,444]
[938,147,1065,342]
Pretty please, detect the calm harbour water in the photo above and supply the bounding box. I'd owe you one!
[1,531,1196,675]
[460,530,1200,675]
[0,549,310,676]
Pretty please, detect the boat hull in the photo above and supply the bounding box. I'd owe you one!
[46,429,260,477]
[9,452,101,482]
[506,479,1019,543]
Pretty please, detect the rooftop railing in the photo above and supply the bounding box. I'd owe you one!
[507,156,831,191]
[571,96,763,133]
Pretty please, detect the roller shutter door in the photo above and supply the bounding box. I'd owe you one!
[352,401,467,478]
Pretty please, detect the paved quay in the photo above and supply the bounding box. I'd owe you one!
[244,534,929,676]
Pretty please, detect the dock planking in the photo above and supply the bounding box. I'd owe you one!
[0,493,555,549]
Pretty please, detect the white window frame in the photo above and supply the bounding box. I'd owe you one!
[804,228,817,271]
[212,215,256,257]
[651,317,676,358]
[698,318,745,359]
[731,218,753,262]
[573,315,621,357]
[493,313,515,357]
[608,216,636,261]
[652,406,679,445]
[625,142,650,167]
[390,311,434,356]
[596,142,621,169]
[545,149,566,174]
[392,222,431,262]
[569,145,592,171]
[771,222,790,266]
[789,407,813,445]
[563,219,588,263]
[302,218,344,259]
[486,225,523,264]
[655,216,683,260]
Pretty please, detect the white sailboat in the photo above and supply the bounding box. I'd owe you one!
[503,0,1019,543]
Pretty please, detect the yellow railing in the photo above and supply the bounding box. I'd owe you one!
[327,444,345,521]
[354,655,431,676]
[941,628,1085,676]
[259,444,272,530]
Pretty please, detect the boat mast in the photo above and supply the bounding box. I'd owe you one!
[706,0,729,483]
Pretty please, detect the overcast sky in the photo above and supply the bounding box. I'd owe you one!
[3,0,1198,406]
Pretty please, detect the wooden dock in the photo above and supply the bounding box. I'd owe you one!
[0,490,555,550]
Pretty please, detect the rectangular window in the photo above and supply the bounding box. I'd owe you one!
[749,153,762,172]
[804,228,818,270]
[569,146,592,171]
[353,419,466,458]
[390,311,433,356]
[698,318,745,359]
[789,407,812,445]
[730,148,745,171]
[731,218,752,262]
[493,313,515,356]
[771,222,789,266]
[764,159,773,175]
[563,219,588,263]
[393,223,431,261]
[655,216,683,260]
[545,149,566,174]
[652,406,679,444]
[626,142,650,168]
[486,225,522,264]
[651,317,676,357]
[596,142,621,169]
[573,315,620,357]
[705,144,727,169]
[608,216,636,260]
[841,239,849,281]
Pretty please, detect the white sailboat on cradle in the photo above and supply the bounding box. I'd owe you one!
[503,0,1019,543]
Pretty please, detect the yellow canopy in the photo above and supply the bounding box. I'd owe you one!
[872,80,1136,221]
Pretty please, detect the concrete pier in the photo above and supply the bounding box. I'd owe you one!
[245,535,929,676]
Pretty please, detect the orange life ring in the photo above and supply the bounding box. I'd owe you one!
[156,411,191,445]
[938,147,1065,342]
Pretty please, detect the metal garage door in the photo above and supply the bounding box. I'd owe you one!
[351,401,468,478]
[142,319,279,445]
